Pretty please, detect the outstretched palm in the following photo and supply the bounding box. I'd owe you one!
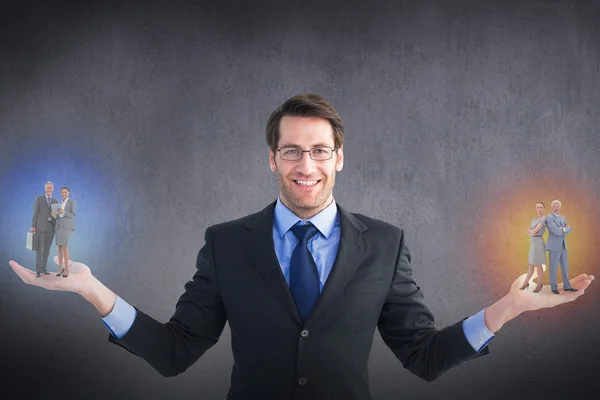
[510,273,594,313]
[9,256,93,295]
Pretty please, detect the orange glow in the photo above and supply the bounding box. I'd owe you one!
[468,176,599,286]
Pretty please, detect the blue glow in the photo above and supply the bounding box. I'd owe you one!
[2,141,117,274]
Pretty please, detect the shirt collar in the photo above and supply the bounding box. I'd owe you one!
[62,197,69,203]
[274,197,338,239]
[553,212,560,217]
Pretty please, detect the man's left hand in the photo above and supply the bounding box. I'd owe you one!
[511,273,594,314]
[484,273,594,333]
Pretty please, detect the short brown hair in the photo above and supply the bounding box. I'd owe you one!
[537,201,545,207]
[265,94,344,153]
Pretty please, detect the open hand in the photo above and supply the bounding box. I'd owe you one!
[9,256,93,295]
[510,273,594,313]
[9,257,117,316]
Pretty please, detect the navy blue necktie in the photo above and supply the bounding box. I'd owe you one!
[289,223,320,322]
[47,197,51,208]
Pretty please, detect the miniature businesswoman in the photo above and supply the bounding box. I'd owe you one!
[55,187,76,277]
[520,202,546,293]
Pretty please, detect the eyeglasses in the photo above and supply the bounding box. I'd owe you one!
[276,146,337,161]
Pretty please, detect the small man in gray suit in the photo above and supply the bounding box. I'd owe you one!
[31,181,59,277]
[546,199,578,295]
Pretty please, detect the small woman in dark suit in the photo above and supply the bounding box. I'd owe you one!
[520,202,546,293]
[55,187,76,277]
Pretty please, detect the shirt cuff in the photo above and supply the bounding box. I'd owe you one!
[101,295,137,339]
[462,309,495,352]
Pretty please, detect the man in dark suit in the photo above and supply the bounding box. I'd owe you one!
[30,181,59,277]
[10,95,594,399]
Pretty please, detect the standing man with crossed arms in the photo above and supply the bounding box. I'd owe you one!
[546,199,578,295]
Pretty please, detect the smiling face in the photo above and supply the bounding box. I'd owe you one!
[45,183,53,197]
[269,116,344,219]
[60,188,69,200]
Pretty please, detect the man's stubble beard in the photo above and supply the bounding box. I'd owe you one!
[276,169,336,216]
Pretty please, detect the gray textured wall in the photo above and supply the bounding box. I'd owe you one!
[1,1,599,399]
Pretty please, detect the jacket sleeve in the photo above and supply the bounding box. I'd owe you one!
[62,200,76,219]
[108,226,228,377]
[32,197,38,228]
[546,216,565,236]
[377,228,488,382]
[564,218,572,234]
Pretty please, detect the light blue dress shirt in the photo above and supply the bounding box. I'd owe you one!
[272,197,340,292]
[103,198,494,352]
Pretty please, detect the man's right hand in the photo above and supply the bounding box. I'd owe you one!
[30,227,35,232]
[8,257,117,317]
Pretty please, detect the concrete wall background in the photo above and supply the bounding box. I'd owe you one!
[1,1,599,399]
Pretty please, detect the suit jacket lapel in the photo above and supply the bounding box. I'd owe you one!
[554,213,562,227]
[306,204,370,326]
[241,202,302,324]
[240,202,371,327]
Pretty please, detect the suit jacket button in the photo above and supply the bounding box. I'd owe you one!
[300,329,309,338]
[298,377,308,386]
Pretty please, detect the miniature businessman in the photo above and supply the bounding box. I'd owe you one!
[30,181,59,277]
[545,200,577,295]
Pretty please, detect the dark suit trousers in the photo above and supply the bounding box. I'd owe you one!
[35,220,55,273]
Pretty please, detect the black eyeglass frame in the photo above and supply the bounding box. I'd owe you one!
[275,146,338,161]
